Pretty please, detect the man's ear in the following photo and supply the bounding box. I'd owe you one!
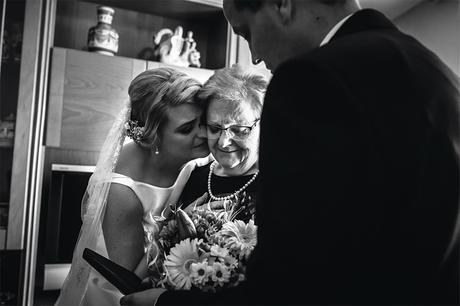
[275,0,294,24]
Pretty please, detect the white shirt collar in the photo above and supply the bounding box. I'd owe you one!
[319,13,354,47]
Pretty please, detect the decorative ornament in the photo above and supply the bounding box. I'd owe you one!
[87,6,119,56]
[125,119,144,143]
[152,26,201,68]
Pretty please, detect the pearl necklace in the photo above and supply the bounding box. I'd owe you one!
[207,161,259,201]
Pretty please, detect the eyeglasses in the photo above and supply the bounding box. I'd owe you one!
[202,119,260,141]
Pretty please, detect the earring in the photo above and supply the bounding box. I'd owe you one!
[154,146,159,155]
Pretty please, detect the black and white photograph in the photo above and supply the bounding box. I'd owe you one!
[0,0,459,305]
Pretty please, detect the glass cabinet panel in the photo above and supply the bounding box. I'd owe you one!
[0,0,25,305]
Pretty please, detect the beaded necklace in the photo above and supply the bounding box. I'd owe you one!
[207,161,259,201]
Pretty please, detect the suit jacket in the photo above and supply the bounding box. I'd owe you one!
[159,9,460,305]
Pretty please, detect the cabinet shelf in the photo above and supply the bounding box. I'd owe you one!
[47,0,241,153]
[81,0,222,19]
[54,0,228,69]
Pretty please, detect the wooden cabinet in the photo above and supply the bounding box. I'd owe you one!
[53,0,229,69]
[46,0,236,153]
[146,61,216,84]
[46,47,216,152]
[46,47,145,151]
[7,0,255,253]
[43,0,274,154]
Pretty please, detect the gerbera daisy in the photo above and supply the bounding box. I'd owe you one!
[210,262,231,286]
[190,260,211,285]
[219,219,257,259]
[164,238,201,290]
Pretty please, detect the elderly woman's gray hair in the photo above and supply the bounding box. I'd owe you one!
[197,65,268,113]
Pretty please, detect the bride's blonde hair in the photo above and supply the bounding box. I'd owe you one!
[128,67,202,148]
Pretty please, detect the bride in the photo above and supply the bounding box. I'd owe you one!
[55,67,211,305]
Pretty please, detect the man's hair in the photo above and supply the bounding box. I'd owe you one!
[319,0,348,6]
[233,0,347,12]
[233,0,264,12]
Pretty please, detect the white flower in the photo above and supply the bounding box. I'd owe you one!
[221,255,238,269]
[190,260,211,285]
[210,245,229,258]
[164,238,200,290]
[219,219,257,259]
[210,262,231,286]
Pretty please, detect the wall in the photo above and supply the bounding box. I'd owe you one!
[394,0,460,75]
[360,0,424,19]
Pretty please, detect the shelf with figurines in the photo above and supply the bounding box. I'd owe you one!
[53,0,228,70]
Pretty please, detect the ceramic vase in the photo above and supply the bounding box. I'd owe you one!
[87,6,119,56]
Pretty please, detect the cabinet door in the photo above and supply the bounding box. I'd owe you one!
[46,47,146,151]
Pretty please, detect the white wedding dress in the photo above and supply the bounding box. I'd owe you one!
[55,97,212,306]
[81,160,208,305]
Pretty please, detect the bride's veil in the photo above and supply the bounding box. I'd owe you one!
[55,100,131,306]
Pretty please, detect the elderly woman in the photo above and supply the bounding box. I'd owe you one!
[179,65,268,221]
[119,65,268,306]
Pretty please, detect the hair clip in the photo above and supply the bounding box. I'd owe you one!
[125,119,145,143]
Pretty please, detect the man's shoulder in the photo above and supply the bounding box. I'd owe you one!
[314,31,407,64]
[271,27,427,88]
[269,31,403,79]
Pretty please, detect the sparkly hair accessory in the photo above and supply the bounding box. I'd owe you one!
[125,119,145,143]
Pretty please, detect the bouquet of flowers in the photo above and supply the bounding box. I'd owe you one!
[146,194,257,292]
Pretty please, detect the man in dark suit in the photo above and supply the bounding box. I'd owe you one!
[122,0,460,304]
